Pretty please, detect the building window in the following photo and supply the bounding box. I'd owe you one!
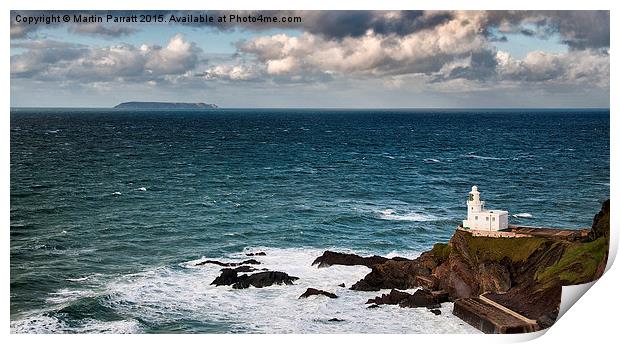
[475,216,478,220]
[486,217,489,221]
[492,217,496,222]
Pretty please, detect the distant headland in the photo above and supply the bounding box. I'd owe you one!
[113,102,218,110]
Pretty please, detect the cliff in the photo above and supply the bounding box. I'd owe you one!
[113,102,218,109]
[344,199,610,332]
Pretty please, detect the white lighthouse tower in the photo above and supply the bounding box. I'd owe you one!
[462,186,509,231]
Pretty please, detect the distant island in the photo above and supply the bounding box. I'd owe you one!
[113,102,218,110]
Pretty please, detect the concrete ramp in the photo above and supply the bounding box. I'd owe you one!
[453,297,539,333]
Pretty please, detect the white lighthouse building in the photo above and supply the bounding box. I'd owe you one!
[462,186,509,231]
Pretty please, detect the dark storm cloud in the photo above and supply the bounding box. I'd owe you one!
[483,10,610,50]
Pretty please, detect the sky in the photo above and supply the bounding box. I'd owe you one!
[10,10,610,108]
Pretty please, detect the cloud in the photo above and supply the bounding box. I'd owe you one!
[483,10,610,50]
[11,34,201,84]
[496,49,609,86]
[11,10,609,53]
[68,22,138,38]
[198,10,608,89]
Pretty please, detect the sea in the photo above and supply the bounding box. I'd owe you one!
[10,108,610,333]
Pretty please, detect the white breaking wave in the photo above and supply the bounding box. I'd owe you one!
[424,158,440,163]
[462,154,505,161]
[512,213,533,218]
[12,247,479,334]
[377,209,440,222]
[137,187,147,192]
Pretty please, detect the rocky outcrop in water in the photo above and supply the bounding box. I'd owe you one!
[196,259,260,267]
[311,250,409,268]
[211,269,299,289]
[299,288,338,299]
[246,252,267,256]
[366,288,446,309]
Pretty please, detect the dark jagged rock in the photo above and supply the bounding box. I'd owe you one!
[211,269,298,288]
[196,259,260,267]
[366,288,445,309]
[399,289,442,309]
[299,288,338,299]
[366,289,412,305]
[367,304,380,309]
[351,247,446,291]
[430,309,442,315]
[211,269,239,286]
[232,271,299,289]
[246,252,267,256]
[226,265,256,273]
[338,283,345,288]
[312,250,409,269]
[328,318,344,322]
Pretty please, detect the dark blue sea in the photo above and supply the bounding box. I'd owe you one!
[10,108,609,333]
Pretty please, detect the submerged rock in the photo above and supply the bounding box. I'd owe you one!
[196,259,261,267]
[299,288,338,299]
[246,252,267,256]
[328,318,344,322]
[430,309,442,316]
[338,283,346,288]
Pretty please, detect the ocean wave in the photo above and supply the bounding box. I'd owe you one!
[377,209,440,222]
[14,247,477,334]
[512,213,533,218]
[461,153,506,161]
[423,158,440,163]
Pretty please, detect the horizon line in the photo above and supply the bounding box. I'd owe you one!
[9,106,611,110]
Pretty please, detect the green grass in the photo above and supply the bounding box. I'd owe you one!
[430,243,451,262]
[461,234,548,263]
[535,237,608,285]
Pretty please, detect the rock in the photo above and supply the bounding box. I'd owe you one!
[211,269,239,286]
[211,269,298,288]
[299,288,338,299]
[351,250,442,291]
[246,252,267,256]
[227,265,256,273]
[366,288,445,309]
[196,259,261,267]
[399,289,442,309]
[430,309,442,315]
[367,304,380,309]
[232,271,299,289]
[590,199,610,240]
[338,283,345,287]
[328,318,344,322]
[366,289,412,305]
[312,250,409,268]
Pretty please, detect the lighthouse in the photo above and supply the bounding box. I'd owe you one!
[462,186,509,231]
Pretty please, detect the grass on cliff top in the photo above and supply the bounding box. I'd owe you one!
[536,236,608,286]
[430,243,451,262]
[461,234,547,263]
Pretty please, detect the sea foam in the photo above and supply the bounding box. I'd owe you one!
[12,247,478,334]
